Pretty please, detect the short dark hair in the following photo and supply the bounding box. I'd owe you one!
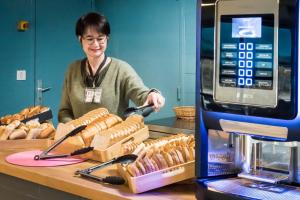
[75,12,110,37]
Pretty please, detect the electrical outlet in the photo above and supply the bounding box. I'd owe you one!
[17,70,26,80]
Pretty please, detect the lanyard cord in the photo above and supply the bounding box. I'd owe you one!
[86,55,107,88]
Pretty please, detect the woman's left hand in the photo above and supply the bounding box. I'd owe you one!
[144,92,165,112]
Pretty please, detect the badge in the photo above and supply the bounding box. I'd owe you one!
[93,88,102,103]
[84,87,102,103]
[84,88,94,103]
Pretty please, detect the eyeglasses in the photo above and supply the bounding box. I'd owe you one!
[82,35,107,45]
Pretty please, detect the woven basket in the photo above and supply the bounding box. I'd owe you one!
[173,106,195,120]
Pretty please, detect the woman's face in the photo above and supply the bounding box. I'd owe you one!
[80,27,108,59]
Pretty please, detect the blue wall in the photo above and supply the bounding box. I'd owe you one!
[95,0,197,120]
[0,0,35,115]
[0,0,197,124]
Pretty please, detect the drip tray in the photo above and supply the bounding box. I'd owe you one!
[205,178,300,200]
[238,170,289,183]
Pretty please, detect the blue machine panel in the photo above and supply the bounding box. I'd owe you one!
[196,0,299,180]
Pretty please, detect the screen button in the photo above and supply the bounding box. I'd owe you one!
[256,53,272,59]
[247,43,253,50]
[239,52,245,59]
[238,78,245,86]
[222,43,238,49]
[246,52,253,59]
[221,69,236,75]
[255,80,272,88]
[246,61,253,68]
[222,52,237,58]
[239,60,245,68]
[239,43,246,50]
[255,70,272,77]
[255,44,273,50]
[255,61,272,69]
[221,78,236,86]
[238,69,245,76]
[246,78,253,86]
[246,70,253,77]
[222,60,237,67]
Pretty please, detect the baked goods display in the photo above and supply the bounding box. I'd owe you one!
[0,105,50,125]
[0,119,55,140]
[90,114,145,149]
[125,134,195,177]
[54,108,149,162]
[118,134,195,193]
[66,107,110,128]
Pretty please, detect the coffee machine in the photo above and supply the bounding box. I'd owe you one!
[196,0,300,199]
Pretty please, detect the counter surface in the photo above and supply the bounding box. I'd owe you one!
[0,140,196,200]
[146,117,195,135]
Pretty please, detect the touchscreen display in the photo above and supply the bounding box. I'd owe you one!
[219,14,274,90]
[232,17,262,38]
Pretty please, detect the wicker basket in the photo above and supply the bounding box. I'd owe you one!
[173,106,195,120]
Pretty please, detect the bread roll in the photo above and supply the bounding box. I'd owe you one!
[40,106,50,113]
[9,129,27,140]
[0,127,15,140]
[136,161,147,175]
[18,123,30,132]
[28,106,41,117]
[38,123,55,139]
[26,120,40,129]
[0,126,6,137]
[20,108,30,117]
[26,128,42,139]
[7,120,21,130]
[127,163,141,177]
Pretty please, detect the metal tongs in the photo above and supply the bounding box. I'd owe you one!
[124,103,155,118]
[34,125,93,160]
[75,154,138,185]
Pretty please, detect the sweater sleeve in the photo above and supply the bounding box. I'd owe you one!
[58,66,74,123]
[121,62,150,106]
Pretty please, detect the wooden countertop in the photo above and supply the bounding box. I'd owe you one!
[0,140,196,200]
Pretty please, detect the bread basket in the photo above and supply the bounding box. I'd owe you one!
[173,106,195,120]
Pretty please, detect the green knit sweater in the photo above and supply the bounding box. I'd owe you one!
[58,57,150,123]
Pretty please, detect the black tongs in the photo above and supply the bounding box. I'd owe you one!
[124,103,154,118]
[34,125,93,160]
[75,154,138,185]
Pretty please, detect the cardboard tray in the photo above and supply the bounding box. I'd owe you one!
[118,160,195,193]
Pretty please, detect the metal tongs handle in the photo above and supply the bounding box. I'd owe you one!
[76,172,125,185]
[75,154,138,185]
[34,125,88,160]
[136,103,154,110]
[124,103,155,118]
[78,157,118,174]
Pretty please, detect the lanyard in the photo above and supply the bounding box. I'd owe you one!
[86,56,107,88]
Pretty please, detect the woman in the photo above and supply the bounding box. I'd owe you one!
[58,12,165,123]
